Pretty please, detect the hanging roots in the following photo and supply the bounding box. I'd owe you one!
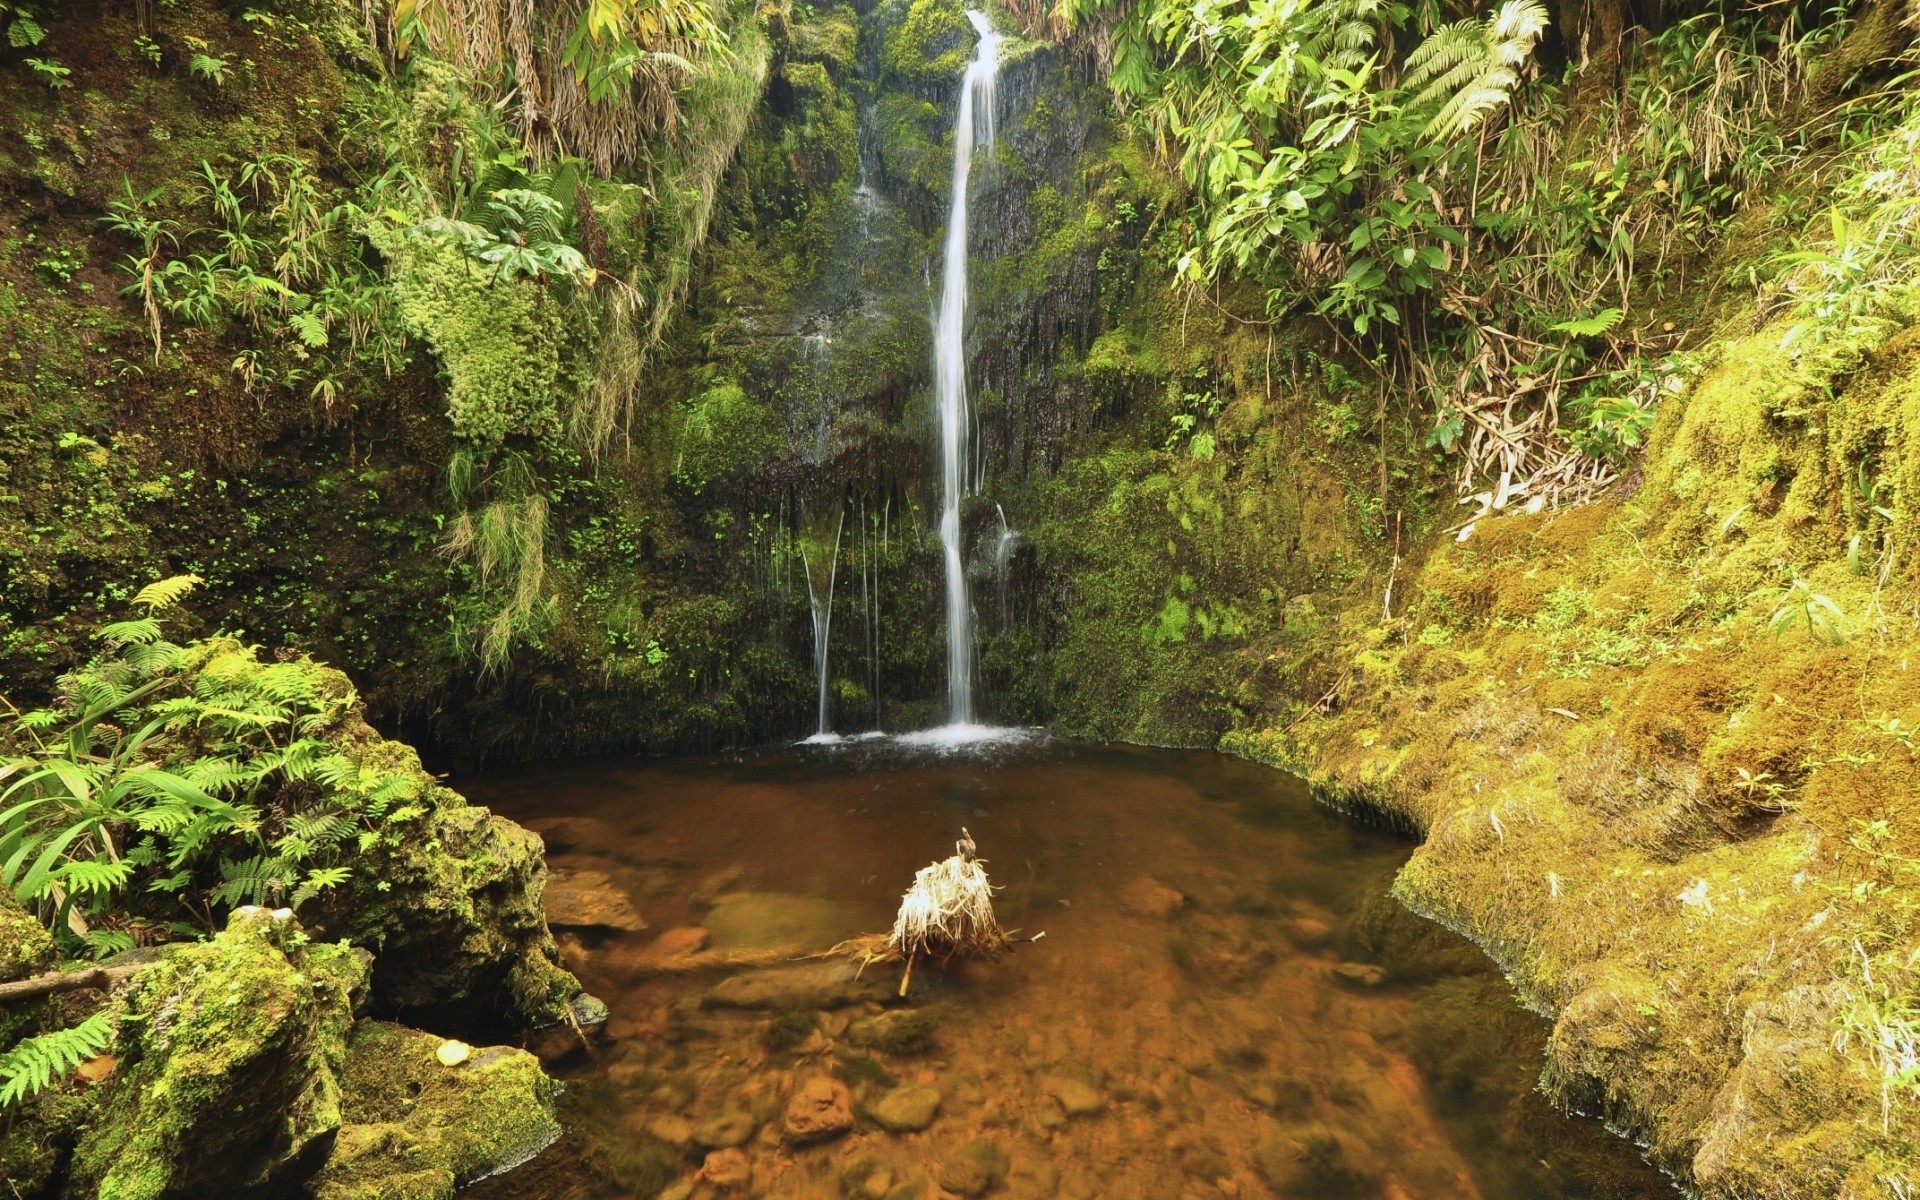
[829,828,1009,995]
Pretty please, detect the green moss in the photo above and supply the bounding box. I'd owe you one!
[383,237,568,448]
[877,0,972,88]
[65,911,367,1200]
[308,1021,560,1200]
[0,887,53,985]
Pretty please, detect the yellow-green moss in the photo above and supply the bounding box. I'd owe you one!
[65,911,367,1200]
[383,237,568,448]
[308,1021,560,1200]
[1221,315,1920,1193]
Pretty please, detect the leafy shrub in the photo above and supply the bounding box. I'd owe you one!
[0,578,428,949]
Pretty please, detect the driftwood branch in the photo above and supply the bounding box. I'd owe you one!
[0,964,143,1005]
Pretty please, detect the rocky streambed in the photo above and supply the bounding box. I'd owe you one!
[463,741,1675,1200]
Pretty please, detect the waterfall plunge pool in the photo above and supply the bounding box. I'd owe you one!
[461,741,1673,1200]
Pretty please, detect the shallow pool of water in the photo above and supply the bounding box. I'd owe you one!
[461,740,1671,1200]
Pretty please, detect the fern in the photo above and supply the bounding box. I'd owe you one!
[82,928,136,959]
[1552,307,1624,337]
[57,859,135,896]
[291,865,352,910]
[131,575,203,611]
[0,1013,116,1107]
[210,854,294,908]
[1401,0,1548,138]
[289,310,329,347]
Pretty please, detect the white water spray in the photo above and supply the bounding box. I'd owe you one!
[934,10,1000,727]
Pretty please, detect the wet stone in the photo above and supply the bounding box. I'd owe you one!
[705,960,888,1010]
[692,1109,758,1150]
[1253,1122,1381,1195]
[938,1138,1010,1198]
[839,1156,895,1198]
[1119,875,1186,919]
[1048,1077,1106,1117]
[783,1076,854,1144]
[1333,962,1389,988]
[700,1147,752,1192]
[652,926,710,957]
[849,1008,938,1055]
[703,891,860,952]
[543,868,647,931]
[647,1115,695,1148]
[870,1083,942,1132]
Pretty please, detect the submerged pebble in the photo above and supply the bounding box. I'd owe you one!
[870,1083,943,1132]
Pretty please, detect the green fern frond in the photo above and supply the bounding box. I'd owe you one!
[0,1013,116,1107]
[57,858,135,896]
[82,928,136,959]
[291,865,352,910]
[1401,0,1547,139]
[209,854,293,908]
[98,618,163,647]
[131,575,204,611]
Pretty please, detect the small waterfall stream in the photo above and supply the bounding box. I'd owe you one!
[799,508,845,741]
[933,11,1000,729]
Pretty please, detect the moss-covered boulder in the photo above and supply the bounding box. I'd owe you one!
[191,645,583,1031]
[307,1021,560,1200]
[324,752,580,1030]
[62,908,368,1200]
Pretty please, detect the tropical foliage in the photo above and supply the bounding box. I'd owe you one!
[0,578,427,949]
[1058,0,1878,511]
[386,0,732,172]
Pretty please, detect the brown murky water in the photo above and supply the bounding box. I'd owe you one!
[462,740,1672,1200]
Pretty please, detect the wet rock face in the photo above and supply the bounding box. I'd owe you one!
[315,770,581,1031]
[63,908,368,1200]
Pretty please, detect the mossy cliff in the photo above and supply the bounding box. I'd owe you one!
[1202,316,1920,1193]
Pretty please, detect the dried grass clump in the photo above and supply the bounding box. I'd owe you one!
[832,829,1009,996]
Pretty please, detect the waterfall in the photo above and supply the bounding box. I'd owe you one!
[800,507,845,741]
[992,503,1020,627]
[933,10,1000,727]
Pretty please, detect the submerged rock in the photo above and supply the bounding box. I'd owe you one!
[699,1147,753,1191]
[653,926,711,956]
[64,907,367,1200]
[1046,1077,1106,1118]
[1252,1122,1381,1197]
[848,1008,938,1055]
[543,868,647,931]
[704,960,888,1009]
[692,1109,760,1150]
[702,891,862,952]
[1332,962,1388,988]
[308,1021,560,1200]
[870,1083,943,1132]
[783,1076,855,1143]
[937,1138,1010,1198]
[1118,875,1186,919]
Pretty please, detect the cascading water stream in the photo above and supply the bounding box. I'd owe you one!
[799,508,845,742]
[932,11,1000,729]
